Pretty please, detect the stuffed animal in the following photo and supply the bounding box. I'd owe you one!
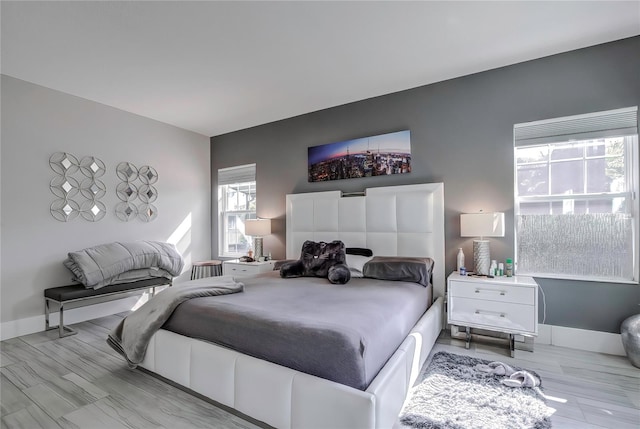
[280,240,351,284]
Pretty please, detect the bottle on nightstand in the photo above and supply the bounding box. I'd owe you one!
[489,260,497,277]
[456,248,465,273]
[506,258,514,277]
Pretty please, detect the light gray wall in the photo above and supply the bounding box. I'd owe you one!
[1,75,211,327]
[211,36,640,334]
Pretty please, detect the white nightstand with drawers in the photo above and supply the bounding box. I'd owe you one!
[447,272,538,356]
[222,260,276,278]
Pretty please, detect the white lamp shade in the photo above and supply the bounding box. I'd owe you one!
[245,219,272,237]
[460,212,505,238]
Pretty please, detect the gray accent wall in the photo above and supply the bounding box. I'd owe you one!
[1,75,211,333]
[211,36,640,334]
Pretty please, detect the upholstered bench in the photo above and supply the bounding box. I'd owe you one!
[44,277,171,338]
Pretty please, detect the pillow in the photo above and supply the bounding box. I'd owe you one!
[362,256,434,287]
[345,254,373,278]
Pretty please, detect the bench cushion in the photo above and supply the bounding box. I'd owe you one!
[44,277,171,302]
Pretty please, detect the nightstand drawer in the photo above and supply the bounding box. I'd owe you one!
[224,264,262,276]
[449,297,536,334]
[223,260,275,277]
[449,280,534,305]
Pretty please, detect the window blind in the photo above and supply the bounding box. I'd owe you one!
[217,163,256,185]
[514,106,638,147]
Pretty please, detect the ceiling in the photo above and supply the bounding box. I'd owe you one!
[2,1,639,137]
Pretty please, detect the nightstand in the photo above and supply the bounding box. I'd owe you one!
[447,272,538,356]
[222,260,277,277]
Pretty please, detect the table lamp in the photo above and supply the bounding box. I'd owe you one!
[245,219,272,260]
[460,212,505,275]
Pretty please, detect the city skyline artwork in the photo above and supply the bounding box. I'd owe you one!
[308,130,411,182]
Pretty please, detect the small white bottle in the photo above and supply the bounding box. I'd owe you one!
[489,260,497,276]
[456,248,465,273]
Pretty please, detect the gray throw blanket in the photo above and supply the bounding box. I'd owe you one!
[64,241,184,289]
[107,276,244,368]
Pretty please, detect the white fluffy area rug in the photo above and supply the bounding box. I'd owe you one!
[399,351,554,429]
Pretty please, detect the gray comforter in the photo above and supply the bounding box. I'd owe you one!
[162,271,432,390]
[107,276,244,368]
[64,241,184,289]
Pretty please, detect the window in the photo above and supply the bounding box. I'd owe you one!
[218,164,256,257]
[514,107,638,283]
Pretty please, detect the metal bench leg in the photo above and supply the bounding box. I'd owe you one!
[465,326,471,349]
[45,298,51,330]
[57,303,77,338]
[509,333,515,358]
[45,299,77,338]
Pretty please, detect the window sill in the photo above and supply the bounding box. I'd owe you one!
[518,271,639,285]
[220,254,245,259]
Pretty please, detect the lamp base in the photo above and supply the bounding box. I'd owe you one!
[253,237,264,260]
[473,239,490,275]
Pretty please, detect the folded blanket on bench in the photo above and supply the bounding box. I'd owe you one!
[107,275,244,368]
[64,241,184,289]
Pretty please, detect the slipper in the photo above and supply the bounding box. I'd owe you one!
[475,361,516,376]
[501,370,540,388]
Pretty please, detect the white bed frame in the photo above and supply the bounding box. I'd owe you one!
[140,183,445,429]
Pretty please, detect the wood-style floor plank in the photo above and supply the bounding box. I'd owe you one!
[22,383,78,420]
[42,373,109,408]
[0,350,18,368]
[0,339,71,377]
[0,374,32,416]
[58,401,134,429]
[1,315,638,429]
[84,396,168,429]
[33,337,122,383]
[1,359,67,390]
[1,404,62,429]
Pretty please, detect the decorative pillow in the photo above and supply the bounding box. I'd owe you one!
[363,256,434,287]
[280,240,351,284]
[346,254,373,278]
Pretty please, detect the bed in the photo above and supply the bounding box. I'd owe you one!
[138,183,445,429]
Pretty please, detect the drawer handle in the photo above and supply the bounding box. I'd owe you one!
[475,309,506,318]
[475,288,506,296]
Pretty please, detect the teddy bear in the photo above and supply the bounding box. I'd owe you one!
[279,240,351,284]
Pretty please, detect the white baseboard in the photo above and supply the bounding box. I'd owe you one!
[536,324,625,356]
[0,296,140,341]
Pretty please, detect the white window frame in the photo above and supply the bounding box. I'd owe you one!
[514,107,639,284]
[217,164,256,258]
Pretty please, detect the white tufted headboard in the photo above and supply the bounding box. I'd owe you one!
[285,183,445,298]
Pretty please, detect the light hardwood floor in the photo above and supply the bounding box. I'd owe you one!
[428,331,639,429]
[1,314,638,428]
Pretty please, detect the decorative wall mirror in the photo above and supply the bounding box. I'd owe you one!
[115,162,159,222]
[49,152,106,222]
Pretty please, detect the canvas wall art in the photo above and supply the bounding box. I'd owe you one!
[308,130,411,182]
